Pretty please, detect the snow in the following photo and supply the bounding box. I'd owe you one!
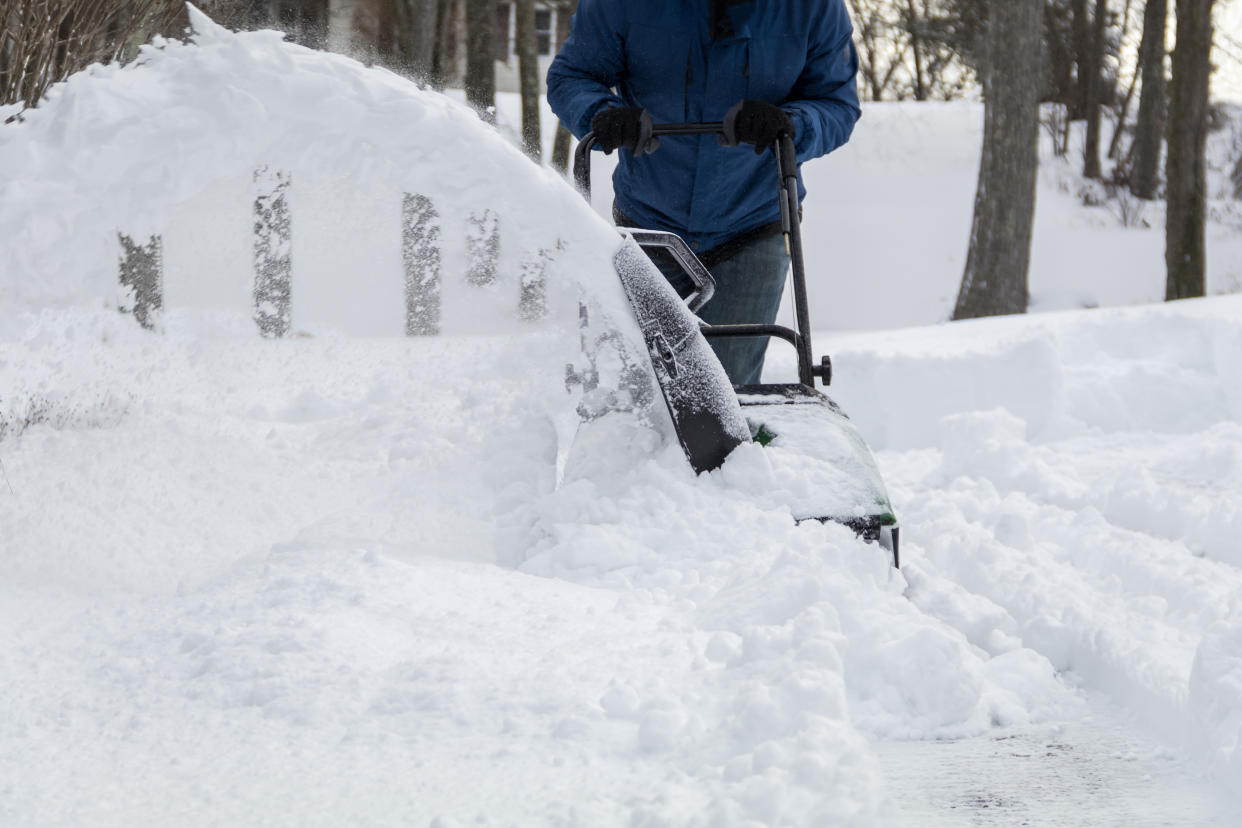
[581,100,1242,334]
[881,696,1237,827]
[2,9,1242,826]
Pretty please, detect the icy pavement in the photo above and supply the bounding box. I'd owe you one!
[881,699,1237,827]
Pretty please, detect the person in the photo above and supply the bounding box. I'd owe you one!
[547,0,861,386]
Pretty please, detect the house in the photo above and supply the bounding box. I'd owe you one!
[491,2,561,94]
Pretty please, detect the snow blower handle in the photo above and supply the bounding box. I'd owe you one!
[573,125,825,387]
[770,131,826,389]
[573,122,795,233]
[574,123,725,315]
[573,122,725,198]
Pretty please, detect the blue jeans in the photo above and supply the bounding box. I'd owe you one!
[654,232,790,386]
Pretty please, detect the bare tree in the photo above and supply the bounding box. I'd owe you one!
[1130,0,1167,199]
[464,0,494,122]
[902,0,927,99]
[273,0,330,47]
[430,0,458,88]
[1105,0,1138,161]
[1104,0,1135,161]
[549,0,577,172]
[849,0,977,102]
[513,0,539,159]
[194,1,272,30]
[1106,61,1138,161]
[952,0,1043,320]
[1,0,185,111]
[354,0,399,62]
[342,0,443,82]
[1071,0,1091,118]
[1164,0,1215,300]
[393,0,439,80]
[849,0,911,100]
[1082,0,1108,179]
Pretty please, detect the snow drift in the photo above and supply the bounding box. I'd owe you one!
[0,5,627,341]
[2,7,1241,827]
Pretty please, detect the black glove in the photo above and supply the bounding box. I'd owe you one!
[590,106,660,156]
[721,100,795,154]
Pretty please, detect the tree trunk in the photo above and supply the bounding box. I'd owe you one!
[276,0,330,49]
[430,0,456,88]
[394,0,439,80]
[904,0,927,101]
[54,9,75,80]
[1130,0,1167,199]
[514,0,540,159]
[1045,1,1076,116]
[1105,0,1137,162]
[327,0,359,54]
[375,0,397,59]
[1165,0,1214,300]
[952,0,1042,321]
[550,0,578,172]
[1071,0,1091,118]
[1107,61,1138,161]
[1082,0,1107,179]
[464,0,495,122]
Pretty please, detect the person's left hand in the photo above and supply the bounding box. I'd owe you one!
[721,100,795,154]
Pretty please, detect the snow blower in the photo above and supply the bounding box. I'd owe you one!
[575,123,900,567]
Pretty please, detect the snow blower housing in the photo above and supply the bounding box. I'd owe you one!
[575,124,899,567]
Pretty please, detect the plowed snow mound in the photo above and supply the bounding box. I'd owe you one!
[2,9,1241,826]
[0,5,625,339]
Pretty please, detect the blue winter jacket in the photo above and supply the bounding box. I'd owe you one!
[547,0,861,254]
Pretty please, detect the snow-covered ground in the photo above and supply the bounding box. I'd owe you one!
[2,11,1241,826]
[574,96,1242,335]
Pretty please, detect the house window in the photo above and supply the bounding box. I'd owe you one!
[535,8,554,55]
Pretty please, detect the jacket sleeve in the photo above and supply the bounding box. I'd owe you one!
[545,0,628,139]
[784,0,862,163]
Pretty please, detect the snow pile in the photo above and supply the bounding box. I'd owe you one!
[795,296,1242,792]
[3,9,1242,826]
[1,308,1081,824]
[0,5,623,341]
[1191,606,1242,782]
[0,12,1039,826]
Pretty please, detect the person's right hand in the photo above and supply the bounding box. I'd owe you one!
[720,100,794,154]
[590,107,660,156]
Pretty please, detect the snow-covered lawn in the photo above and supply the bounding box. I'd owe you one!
[2,10,1241,826]
[573,96,1242,334]
[4,299,1239,826]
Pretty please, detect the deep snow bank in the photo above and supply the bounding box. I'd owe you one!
[0,304,1083,826]
[806,296,1242,787]
[0,12,1088,826]
[0,5,624,341]
[3,9,1241,825]
[7,295,1242,823]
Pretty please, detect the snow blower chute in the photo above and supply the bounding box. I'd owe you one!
[575,123,900,567]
